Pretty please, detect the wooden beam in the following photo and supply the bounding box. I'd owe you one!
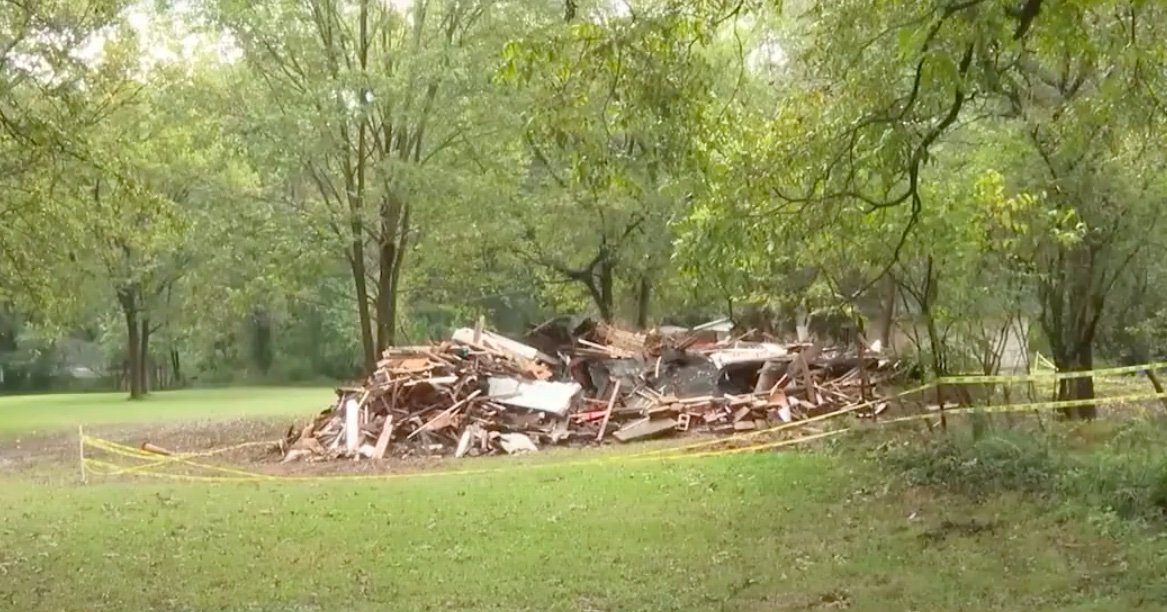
[596,380,622,442]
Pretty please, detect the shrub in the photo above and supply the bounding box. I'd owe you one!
[879,419,1167,525]
[881,430,1059,498]
[1060,433,1167,522]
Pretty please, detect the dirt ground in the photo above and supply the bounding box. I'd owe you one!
[0,417,460,479]
[0,414,756,483]
[0,418,277,474]
[8,406,1150,484]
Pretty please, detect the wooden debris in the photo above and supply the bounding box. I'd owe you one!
[140,442,173,456]
[498,432,538,454]
[596,380,622,442]
[278,321,904,463]
[372,417,395,460]
[613,417,679,442]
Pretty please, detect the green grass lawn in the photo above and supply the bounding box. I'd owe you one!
[4,452,1167,612]
[0,387,330,436]
[3,389,1167,611]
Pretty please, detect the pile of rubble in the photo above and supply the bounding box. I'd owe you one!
[278,319,901,463]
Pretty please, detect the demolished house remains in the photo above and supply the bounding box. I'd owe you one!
[278,318,902,463]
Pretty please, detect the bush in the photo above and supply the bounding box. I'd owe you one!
[882,430,1059,498]
[880,419,1167,525]
[1059,420,1167,522]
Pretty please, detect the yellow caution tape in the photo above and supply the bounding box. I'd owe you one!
[83,458,270,483]
[628,357,1167,459]
[678,429,849,458]
[622,382,938,459]
[78,381,938,481]
[80,426,850,484]
[937,361,1167,384]
[882,390,1167,422]
[76,360,1167,484]
[83,436,279,480]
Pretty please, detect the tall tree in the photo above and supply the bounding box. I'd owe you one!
[680,0,1167,416]
[212,0,545,371]
[500,3,718,324]
[0,0,128,319]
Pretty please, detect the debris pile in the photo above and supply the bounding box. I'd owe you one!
[278,319,901,463]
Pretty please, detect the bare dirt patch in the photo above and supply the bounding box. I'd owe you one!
[0,418,288,475]
[0,413,798,483]
[0,417,598,480]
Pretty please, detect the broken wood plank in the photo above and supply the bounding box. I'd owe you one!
[407,389,482,439]
[596,380,622,442]
[612,417,678,442]
[372,417,395,460]
[140,442,172,456]
[456,423,479,458]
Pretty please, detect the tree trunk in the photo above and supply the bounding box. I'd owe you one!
[118,288,145,400]
[1040,244,1102,421]
[571,253,616,322]
[170,347,183,387]
[1053,342,1097,420]
[922,307,946,379]
[635,274,651,330]
[598,256,614,323]
[878,273,896,349]
[375,198,409,353]
[376,240,395,354]
[386,208,408,347]
[139,317,151,395]
[349,252,376,374]
[251,307,273,376]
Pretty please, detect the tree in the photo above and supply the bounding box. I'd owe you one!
[211,0,549,371]
[500,3,720,325]
[0,0,129,319]
[678,0,1167,417]
[55,14,261,398]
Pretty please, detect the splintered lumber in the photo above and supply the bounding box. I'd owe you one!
[372,417,395,460]
[455,424,479,458]
[452,327,560,365]
[344,396,362,454]
[593,322,647,356]
[613,417,678,442]
[277,320,906,463]
[498,432,539,454]
[408,389,482,440]
[140,442,173,456]
[596,380,622,442]
[754,360,784,394]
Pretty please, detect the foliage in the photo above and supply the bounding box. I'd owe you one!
[5,0,1167,398]
[882,418,1167,525]
[498,4,723,323]
[883,429,1059,498]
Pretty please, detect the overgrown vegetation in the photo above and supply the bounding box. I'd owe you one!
[881,417,1167,526]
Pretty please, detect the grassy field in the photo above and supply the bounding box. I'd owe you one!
[3,389,1167,611]
[0,387,329,436]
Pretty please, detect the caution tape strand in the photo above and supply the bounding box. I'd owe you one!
[77,360,1167,484]
[937,360,1167,384]
[620,381,937,459]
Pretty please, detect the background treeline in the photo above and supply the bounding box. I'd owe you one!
[3,0,1167,417]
